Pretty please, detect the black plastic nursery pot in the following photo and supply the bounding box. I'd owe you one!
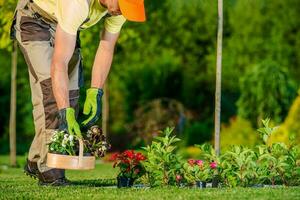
[117,177,134,188]
[212,175,220,188]
[196,181,206,188]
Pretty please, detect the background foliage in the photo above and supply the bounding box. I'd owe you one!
[0,0,299,154]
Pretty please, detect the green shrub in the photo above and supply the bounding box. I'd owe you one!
[142,127,183,187]
[220,146,257,187]
[256,120,300,186]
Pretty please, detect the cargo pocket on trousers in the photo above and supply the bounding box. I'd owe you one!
[40,78,59,129]
[20,16,51,42]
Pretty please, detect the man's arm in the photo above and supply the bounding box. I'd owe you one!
[91,30,120,88]
[81,30,119,128]
[50,25,81,136]
[51,24,77,109]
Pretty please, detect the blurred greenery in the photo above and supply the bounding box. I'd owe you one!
[237,60,296,126]
[272,92,300,144]
[0,0,300,154]
[220,117,258,151]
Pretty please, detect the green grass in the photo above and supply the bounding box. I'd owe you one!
[0,155,300,200]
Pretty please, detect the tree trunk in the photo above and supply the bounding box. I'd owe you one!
[214,0,223,156]
[102,82,109,137]
[9,40,17,167]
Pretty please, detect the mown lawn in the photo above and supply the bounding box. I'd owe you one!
[0,155,299,200]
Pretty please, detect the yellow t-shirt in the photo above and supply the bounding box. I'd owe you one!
[33,0,126,35]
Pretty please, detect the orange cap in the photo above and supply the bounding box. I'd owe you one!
[119,0,146,22]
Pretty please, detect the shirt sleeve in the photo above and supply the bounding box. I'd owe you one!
[104,15,126,34]
[56,0,89,35]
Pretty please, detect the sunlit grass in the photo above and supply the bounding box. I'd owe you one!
[0,155,299,200]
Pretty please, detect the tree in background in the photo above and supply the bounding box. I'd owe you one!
[237,60,296,126]
[214,0,224,155]
[0,0,18,166]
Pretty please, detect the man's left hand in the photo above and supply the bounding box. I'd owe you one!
[82,88,103,128]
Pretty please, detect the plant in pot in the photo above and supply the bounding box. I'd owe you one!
[142,127,183,187]
[220,146,257,187]
[111,150,146,188]
[83,125,111,158]
[48,130,78,156]
[195,143,221,187]
[183,159,211,188]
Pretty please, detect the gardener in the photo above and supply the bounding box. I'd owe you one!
[10,0,145,186]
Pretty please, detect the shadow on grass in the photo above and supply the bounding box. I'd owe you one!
[71,178,117,187]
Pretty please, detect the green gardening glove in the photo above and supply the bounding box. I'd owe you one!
[82,88,103,129]
[58,107,82,137]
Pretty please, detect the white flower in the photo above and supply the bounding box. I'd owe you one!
[50,133,58,142]
[99,146,107,151]
[62,138,68,147]
[64,134,68,139]
[69,135,74,141]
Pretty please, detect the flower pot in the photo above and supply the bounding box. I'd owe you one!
[117,177,134,188]
[212,176,219,188]
[46,138,95,170]
[196,181,206,188]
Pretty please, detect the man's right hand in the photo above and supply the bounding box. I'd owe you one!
[58,107,82,137]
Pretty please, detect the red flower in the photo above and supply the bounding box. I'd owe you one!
[122,158,130,164]
[110,152,119,161]
[176,175,182,182]
[136,152,146,161]
[210,161,217,169]
[113,150,146,178]
[188,159,196,166]
[134,168,140,174]
[124,150,135,159]
[196,160,204,167]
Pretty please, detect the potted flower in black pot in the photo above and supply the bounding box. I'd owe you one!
[209,161,219,188]
[183,159,210,188]
[111,150,147,188]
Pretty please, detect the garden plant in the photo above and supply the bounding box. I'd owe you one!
[111,150,146,187]
[135,121,300,188]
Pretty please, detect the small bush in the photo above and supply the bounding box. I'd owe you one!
[142,127,183,187]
